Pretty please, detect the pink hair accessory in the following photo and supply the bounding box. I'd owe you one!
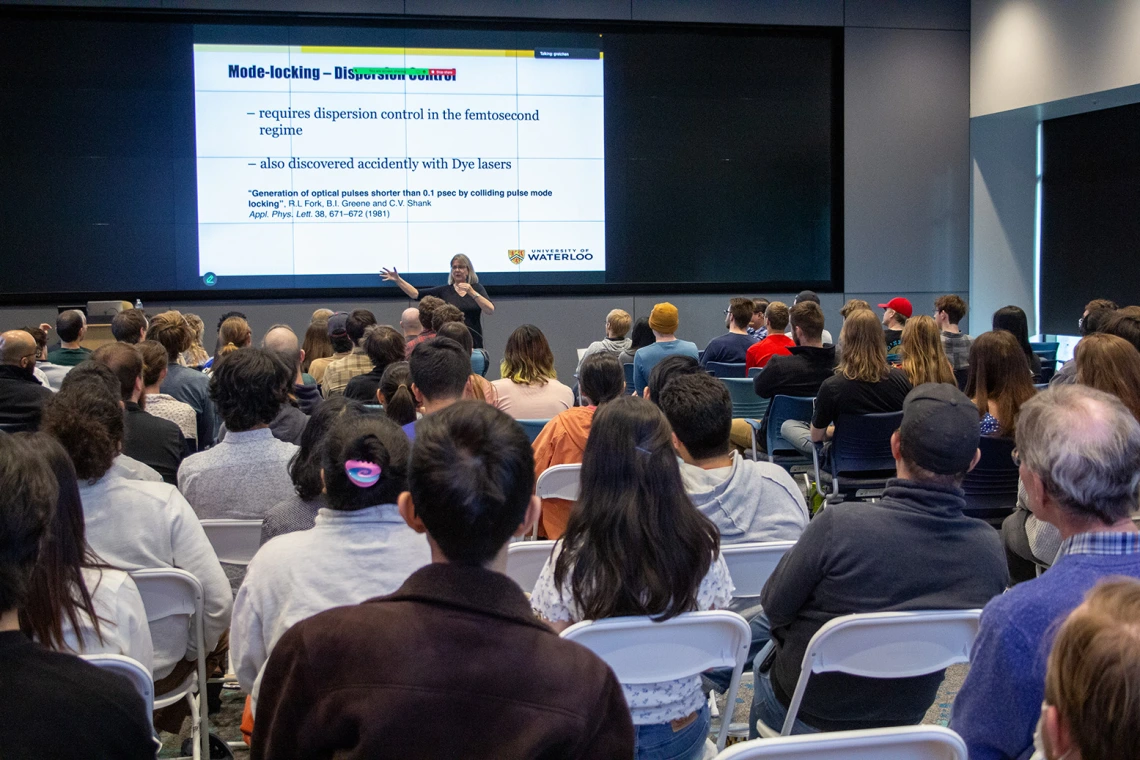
[345,460,381,488]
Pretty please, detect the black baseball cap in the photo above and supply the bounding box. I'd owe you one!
[795,290,821,305]
[899,383,980,475]
[327,312,349,338]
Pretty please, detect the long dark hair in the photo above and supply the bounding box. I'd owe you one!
[17,432,108,650]
[379,361,417,426]
[965,331,1038,437]
[290,397,365,500]
[553,396,720,622]
[993,305,1039,373]
[628,317,655,352]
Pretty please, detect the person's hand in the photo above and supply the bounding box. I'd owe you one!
[454,282,472,297]
[380,267,402,283]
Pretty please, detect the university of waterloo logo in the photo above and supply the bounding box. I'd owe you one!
[508,249,525,265]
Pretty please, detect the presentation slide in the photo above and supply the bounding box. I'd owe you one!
[192,43,605,285]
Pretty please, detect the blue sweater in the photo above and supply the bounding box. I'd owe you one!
[950,547,1140,760]
[632,340,699,394]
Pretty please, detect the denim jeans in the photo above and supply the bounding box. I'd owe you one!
[748,668,821,739]
[704,612,772,692]
[635,703,711,760]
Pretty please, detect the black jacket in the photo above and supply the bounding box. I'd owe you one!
[122,401,186,484]
[753,345,837,440]
[0,364,54,431]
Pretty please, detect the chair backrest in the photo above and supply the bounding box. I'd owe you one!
[516,419,550,444]
[200,519,263,565]
[80,654,155,718]
[720,541,797,597]
[470,349,489,377]
[722,377,769,420]
[536,463,581,501]
[748,366,763,378]
[706,361,747,379]
[779,610,981,736]
[961,436,1019,513]
[1029,341,1059,364]
[505,540,556,592]
[714,725,968,759]
[830,411,903,476]
[623,361,635,395]
[765,395,815,456]
[130,568,205,696]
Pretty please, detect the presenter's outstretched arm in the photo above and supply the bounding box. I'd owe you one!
[380,268,419,299]
[455,282,495,315]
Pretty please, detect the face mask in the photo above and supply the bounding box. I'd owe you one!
[1032,702,1075,760]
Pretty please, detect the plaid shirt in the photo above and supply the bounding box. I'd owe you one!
[941,331,973,371]
[320,348,373,398]
[1058,531,1140,558]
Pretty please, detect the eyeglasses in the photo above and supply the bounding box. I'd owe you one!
[1011,447,1022,467]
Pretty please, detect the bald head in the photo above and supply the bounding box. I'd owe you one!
[401,308,422,338]
[262,324,303,383]
[0,330,37,367]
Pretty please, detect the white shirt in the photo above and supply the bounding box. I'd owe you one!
[530,542,735,725]
[231,504,432,712]
[56,567,155,675]
[78,473,233,679]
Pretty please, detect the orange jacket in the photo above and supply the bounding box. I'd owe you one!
[532,406,594,539]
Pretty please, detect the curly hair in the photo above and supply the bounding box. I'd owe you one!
[147,311,195,361]
[41,379,124,482]
[431,304,464,333]
[209,348,291,432]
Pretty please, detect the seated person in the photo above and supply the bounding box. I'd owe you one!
[404,337,470,441]
[576,308,632,374]
[751,383,1007,736]
[645,354,703,403]
[789,292,834,344]
[234,414,431,713]
[148,310,217,447]
[532,353,625,539]
[632,303,699,394]
[47,310,91,366]
[964,330,1037,437]
[701,297,759,368]
[308,312,352,386]
[491,325,574,419]
[321,309,377,398]
[748,298,770,339]
[0,330,53,431]
[898,316,957,387]
[0,433,157,760]
[378,362,418,426]
[403,295,443,358]
[92,342,185,484]
[934,294,972,371]
[745,302,795,371]
[532,395,731,760]
[179,348,298,519]
[879,297,911,353]
[619,317,656,365]
[436,322,498,406]
[252,402,634,759]
[263,324,322,415]
[137,340,197,449]
[110,308,148,345]
[21,324,69,390]
[344,325,406,404]
[992,305,1043,382]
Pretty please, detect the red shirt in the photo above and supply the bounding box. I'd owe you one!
[746,333,796,370]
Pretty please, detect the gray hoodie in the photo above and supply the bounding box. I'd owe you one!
[576,337,633,373]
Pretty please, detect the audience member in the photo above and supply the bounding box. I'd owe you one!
[752,383,1007,736]
[137,339,197,449]
[179,348,298,519]
[0,330,53,432]
[951,385,1140,760]
[532,395,730,760]
[993,305,1043,381]
[321,308,377,397]
[899,315,956,387]
[47,310,91,366]
[492,325,574,419]
[378,361,417,426]
[0,433,157,759]
[148,310,217,447]
[660,372,808,545]
[252,401,634,758]
[307,312,352,385]
[577,308,633,374]
[344,325,405,403]
[431,303,465,333]
[180,312,210,369]
[404,337,470,440]
[1079,298,1119,336]
[619,316,655,365]
[263,324,321,415]
[1036,578,1140,760]
[966,330,1038,437]
[437,321,498,405]
[645,354,703,403]
[1074,333,1140,421]
[790,291,834,344]
[311,308,333,323]
[840,299,871,320]
[110,308,148,344]
[399,307,422,340]
[748,298,771,339]
[40,377,231,731]
[92,342,185,483]
[934,295,973,371]
[1101,306,1140,353]
[404,295,443,357]
[208,310,249,369]
[701,297,759,366]
[214,314,253,368]
[879,297,911,353]
[261,397,362,545]
[234,414,430,713]
[532,353,625,539]
[18,433,152,672]
[1051,299,1121,386]
[632,302,699,394]
[745,301,794,370]
[300,319,332,375]
[20,325,67,390]
[781,309,912,455]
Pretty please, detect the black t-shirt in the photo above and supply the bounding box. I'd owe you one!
[420,283,490,348]
[123,401,185,484]
[0,631,156,759]
[883,328,903,353]
[812,368,912,430]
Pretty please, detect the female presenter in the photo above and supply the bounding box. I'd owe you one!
[380,254,495,348]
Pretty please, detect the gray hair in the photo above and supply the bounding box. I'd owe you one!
[1016,385,1140,525]
[447,254,479,285]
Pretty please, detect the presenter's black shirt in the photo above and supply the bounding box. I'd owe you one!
[420,283,490,348]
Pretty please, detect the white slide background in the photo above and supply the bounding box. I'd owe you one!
[193,44,605,279]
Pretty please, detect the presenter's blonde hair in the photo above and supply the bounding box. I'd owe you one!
[448,254,479,285]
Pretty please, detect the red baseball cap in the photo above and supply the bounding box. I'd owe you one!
[878,297,913,318]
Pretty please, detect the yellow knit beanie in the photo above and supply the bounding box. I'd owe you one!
[648,302,679,334]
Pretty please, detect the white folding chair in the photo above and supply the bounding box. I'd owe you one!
[756,609,982,738]
[720,541,796,597]
[532,463,582,539]
[715,724,968,759]
[131,568,210,760]
[80,653,156,720]
[199,519,263,565]
[562,610,751,752]
[505,540,556,592]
